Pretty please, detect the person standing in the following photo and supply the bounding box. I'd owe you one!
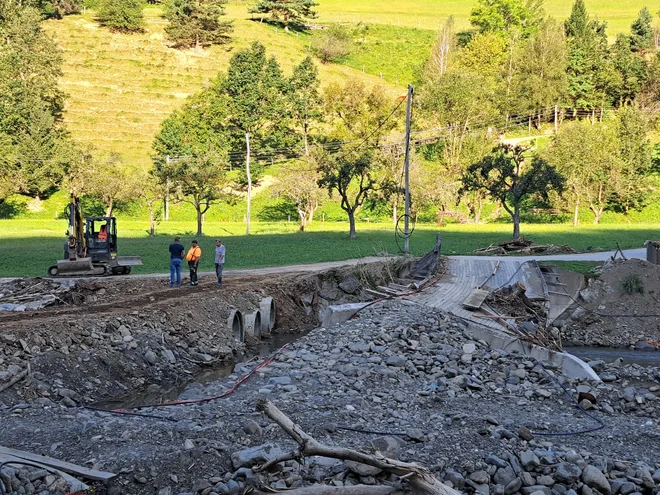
[214,239,225,286]
[168,236,185,288]
[186,240,202,286]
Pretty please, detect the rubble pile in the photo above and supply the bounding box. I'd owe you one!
[475,239,577,256]
[0,467,74,495]
[561,259,660,348]
[0,278,102,312]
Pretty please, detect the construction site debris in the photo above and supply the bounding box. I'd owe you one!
[475,238,577,256]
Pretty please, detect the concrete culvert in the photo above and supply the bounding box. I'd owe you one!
[227,309,244,342]
[244,310,262,338]
[259,297,276,336]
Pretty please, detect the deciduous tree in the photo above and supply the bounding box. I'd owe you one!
[316,81,402,239]
[470,0,544,38]
[288,56,322,155]
[273,158,324,231]
[459,145,564,238]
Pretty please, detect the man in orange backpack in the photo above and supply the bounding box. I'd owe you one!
[186,240,202,286]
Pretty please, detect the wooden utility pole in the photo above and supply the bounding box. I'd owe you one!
[245,133,251,236]
[554,105,558,135]
[403,84,414,254]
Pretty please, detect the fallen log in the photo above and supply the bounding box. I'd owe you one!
[255,399,461,495]
[250,486,395,495]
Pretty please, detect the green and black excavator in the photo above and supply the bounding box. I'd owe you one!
[47,194,143,277]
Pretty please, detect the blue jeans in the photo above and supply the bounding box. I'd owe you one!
[170,258,182,286]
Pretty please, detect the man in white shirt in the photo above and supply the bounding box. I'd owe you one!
[214,239,226,286]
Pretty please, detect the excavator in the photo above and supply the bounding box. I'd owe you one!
[47,194,143,277]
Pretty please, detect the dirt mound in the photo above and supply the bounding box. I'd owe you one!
[561,259,660,347]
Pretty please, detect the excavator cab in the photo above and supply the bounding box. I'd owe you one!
[48,195,142,277]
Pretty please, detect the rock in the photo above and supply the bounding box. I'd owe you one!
[184,439,195,450]
[338,276,360,294]
[370,436,402,459]
[144,351,157,365]
[269,376,292,386]
[444,470,465,490]
[385,356,406,367]
[192,480,211,493]
[582,466,611,494]
[486,455,509,469]
[470,471,490,484]
[619,483,637,495]
[242,420,262,436]
[231,443,284,469]
[405,428,425,442]
[518,426,534,441]
[555,463,582,484]
[520,450,540,470]
[521,487,551,495]
[622,387,636,402]
[463,343,477,354]
[633,340,656,351]
[505,478,523,495]
[345,460,382,476]
[494,467,517,486]
[117,325,131,337]
[158,488,172,495]
[536,476,554,486]
[163,349,177,364]
[652,469,660,484]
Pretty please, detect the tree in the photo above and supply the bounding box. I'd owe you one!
[459,145,564,238]
[86,154,141,217]
[515,19,568,127]
[611,106,654,213]
[470,0,544,38]
[32,0,83,19]
[424,17,455,80]
[152,92,231,236]
[564,0,613,114]
[610,34,648,105]
[96,0,145,33]
[273,158,324,231]
[316,81,402,239]
[164,0,232,49]
[541,121,621,225]
[312,24,352,64]
[249,0,317,30]
[0,0,71,201]
[288,56,322,155]
[630,7,654,54]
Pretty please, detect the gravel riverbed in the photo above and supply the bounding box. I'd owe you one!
[1,300,659,495]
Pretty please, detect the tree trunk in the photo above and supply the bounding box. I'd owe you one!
[196,206,203,236]
[105,198,114,218]
[572,199,579,227]
[348,210,356,239]
[149,205,155,237]
[513,204,520,239]
[303,121,309,156]
[591,207,603,224]
[298,209,306,232]
[474,196,483,224]
[392,200,398,226]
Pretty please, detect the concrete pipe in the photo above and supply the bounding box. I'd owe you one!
[259,297,276,336]
[227,309,244,342]
[244,310,262,339]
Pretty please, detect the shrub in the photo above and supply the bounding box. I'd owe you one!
[312,24,352,63]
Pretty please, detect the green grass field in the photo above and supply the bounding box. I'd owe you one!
[43,0,656,168]
[2,219,657,277]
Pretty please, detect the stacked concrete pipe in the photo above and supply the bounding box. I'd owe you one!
[226,308,244,342]
[244,310,262,338]
[259,297,276,336]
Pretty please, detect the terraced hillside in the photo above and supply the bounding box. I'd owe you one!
[45,4,400,168]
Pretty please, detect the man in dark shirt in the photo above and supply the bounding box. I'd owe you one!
[168,236,185,288]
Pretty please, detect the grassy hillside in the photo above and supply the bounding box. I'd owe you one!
[45,4,401,168]
[317,0,653,34]
[45,0,655,169]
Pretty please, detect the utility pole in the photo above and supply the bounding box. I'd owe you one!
[403,84,414,254]
[245,133,251,236]
[165,155,170,221]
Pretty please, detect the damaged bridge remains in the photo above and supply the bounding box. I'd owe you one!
[0,246,659,495]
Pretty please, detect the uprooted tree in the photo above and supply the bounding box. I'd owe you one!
[459,145,564,239]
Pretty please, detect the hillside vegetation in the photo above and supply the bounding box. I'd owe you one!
[45,0,654,168]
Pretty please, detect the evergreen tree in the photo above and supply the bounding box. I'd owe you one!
[610,34,648,105]
[249,0,318,30]
[164,0,232,49]
[564,0,613,112]
[30,0,83,19]
[96,0,145,33]
[630,7,653,53]
[0,0,71,201]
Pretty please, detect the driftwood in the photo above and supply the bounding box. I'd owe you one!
[255,399,462,495]
[250,486,395,495]
[0,368,29,393]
